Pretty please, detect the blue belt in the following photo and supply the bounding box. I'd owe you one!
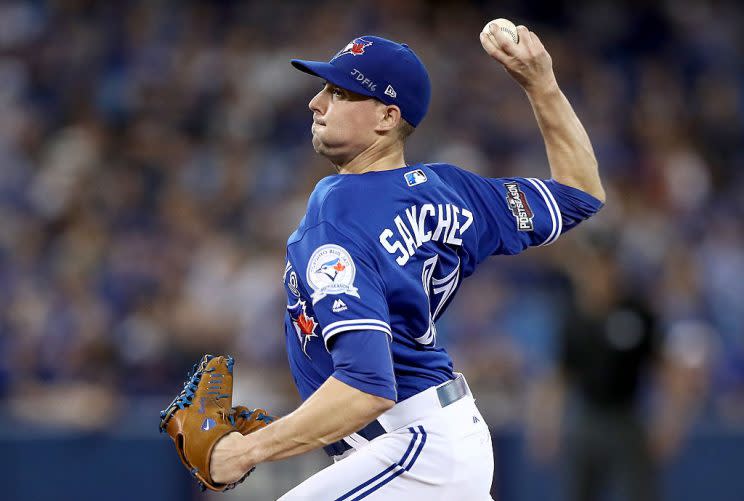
[323,375,468,457]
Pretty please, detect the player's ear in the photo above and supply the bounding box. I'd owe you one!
[376,104,402,134]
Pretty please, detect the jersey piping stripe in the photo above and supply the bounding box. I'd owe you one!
[322,318,390,330]
[533,178,563,244]
[525,178,557,244]
[322,318,392,338]
[334,426,427,501]
[323,324,393,348]
[526,178,562,245]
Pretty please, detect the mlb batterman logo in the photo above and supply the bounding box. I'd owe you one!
[306,244,360,304]
[405,169,427,187]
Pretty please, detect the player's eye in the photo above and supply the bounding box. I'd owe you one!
[331,87,343,97]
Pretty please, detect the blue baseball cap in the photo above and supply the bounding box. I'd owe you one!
[291,36,431,127]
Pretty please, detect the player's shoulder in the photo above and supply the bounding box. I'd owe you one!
[312,163,483,216]
[304,175,341,220]
[288,174,383,250]
[299,174,374,223]
[426,162,483,182]
[290,163,484,247]
[313,165,437,217]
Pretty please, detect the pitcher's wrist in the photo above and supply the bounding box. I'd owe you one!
[525,78,560,101]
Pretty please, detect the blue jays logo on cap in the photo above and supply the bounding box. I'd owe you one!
[333,38,373,60]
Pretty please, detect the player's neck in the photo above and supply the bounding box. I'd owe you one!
[335,142,406,175]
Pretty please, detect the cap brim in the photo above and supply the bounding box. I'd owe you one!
[291,59,376,98]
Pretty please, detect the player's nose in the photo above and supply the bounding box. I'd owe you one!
[308,89,325,114]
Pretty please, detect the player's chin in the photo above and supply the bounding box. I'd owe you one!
[311,134,325,153]
[311,131,338,153]
[311,123,324,140]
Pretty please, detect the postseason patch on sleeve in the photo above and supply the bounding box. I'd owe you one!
[504,182,534,231]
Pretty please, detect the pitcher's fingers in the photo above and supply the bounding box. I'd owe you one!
[487,22,518,56]
[484,25,501,52]
[516,25,535,52]
[480,31,510,65]
[529,30,547,52]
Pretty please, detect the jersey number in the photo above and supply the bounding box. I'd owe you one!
[415,254,460,345]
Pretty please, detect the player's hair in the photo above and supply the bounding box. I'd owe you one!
[397,120,415,142]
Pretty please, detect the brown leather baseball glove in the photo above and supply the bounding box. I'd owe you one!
[232,405,276,434]
[159,354,276,492]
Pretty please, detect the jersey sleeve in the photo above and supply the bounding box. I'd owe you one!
[288,221,391,350]
[330,329,397,401]
[452,170,603,261]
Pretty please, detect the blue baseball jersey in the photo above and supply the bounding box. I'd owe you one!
[282,163,602,403]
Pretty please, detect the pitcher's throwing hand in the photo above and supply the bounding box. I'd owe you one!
[480,19,557,94]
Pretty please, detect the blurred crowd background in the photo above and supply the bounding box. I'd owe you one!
[1,0,743,500]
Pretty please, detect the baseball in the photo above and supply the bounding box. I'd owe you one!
[483,18,519,44]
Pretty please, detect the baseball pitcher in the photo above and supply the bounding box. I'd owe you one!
[173,21,605,499]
